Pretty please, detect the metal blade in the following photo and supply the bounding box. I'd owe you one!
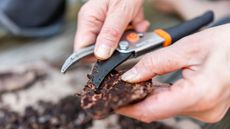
[61,45,95,73]
[90,50,133,89]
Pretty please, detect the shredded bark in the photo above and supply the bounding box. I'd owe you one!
[78,70,170,119]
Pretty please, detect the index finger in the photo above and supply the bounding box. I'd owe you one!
[74,0,105,51]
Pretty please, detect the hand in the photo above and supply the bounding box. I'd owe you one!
[152,0,205,20]
[152,0,230,20]
[117,24,230,123]
[152,0,182,13]
[74,0,149,60]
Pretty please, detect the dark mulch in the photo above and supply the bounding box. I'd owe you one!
[0,95,174,129]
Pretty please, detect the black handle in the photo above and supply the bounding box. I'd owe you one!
[165,11,214,43]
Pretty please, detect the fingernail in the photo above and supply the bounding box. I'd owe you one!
[95,44,113,59]
[122,69,139,82]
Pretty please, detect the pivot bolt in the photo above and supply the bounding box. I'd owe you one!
[119,41,129,50]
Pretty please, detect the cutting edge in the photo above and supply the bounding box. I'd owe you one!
[61,45,95,73]
[90,51,133,89]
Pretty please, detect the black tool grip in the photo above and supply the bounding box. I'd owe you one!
[165,11,214,43]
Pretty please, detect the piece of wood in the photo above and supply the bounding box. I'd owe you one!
[78,70,170,119]
[0,62,47,93]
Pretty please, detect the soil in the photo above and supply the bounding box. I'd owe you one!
[0,96,92,129]
[0,95,174,129]
[0,68,174,129]
[78,70,170,119]
[119,116,174,129]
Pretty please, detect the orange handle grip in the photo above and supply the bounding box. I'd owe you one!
[154,29,172,47]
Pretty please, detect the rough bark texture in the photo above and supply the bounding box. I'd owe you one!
[78,70,170,119]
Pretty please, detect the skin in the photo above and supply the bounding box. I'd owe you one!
[74,0,230,123]
[119,24,230,123]
[152,0,230,20]
[74,0,149,60]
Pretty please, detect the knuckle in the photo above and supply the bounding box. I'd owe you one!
[145,53,155,67]
[111,0,143,19]
[98,27,121,43]
[83,17,99,28]
[102,27,121,37]
[147,52,165,74]
[138,55,153,72]
[78,6,102,29]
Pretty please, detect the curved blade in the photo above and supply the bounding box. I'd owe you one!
[91,51,133,89]
[61,45,95,73]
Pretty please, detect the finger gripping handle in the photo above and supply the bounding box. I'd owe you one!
[165,11,214,43]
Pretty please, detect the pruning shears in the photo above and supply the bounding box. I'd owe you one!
[61,11,214,89]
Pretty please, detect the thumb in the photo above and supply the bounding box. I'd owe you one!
[95,0,145,60]
[74,0,106,51]
[94,10,131,60]
[122,44,190,83]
